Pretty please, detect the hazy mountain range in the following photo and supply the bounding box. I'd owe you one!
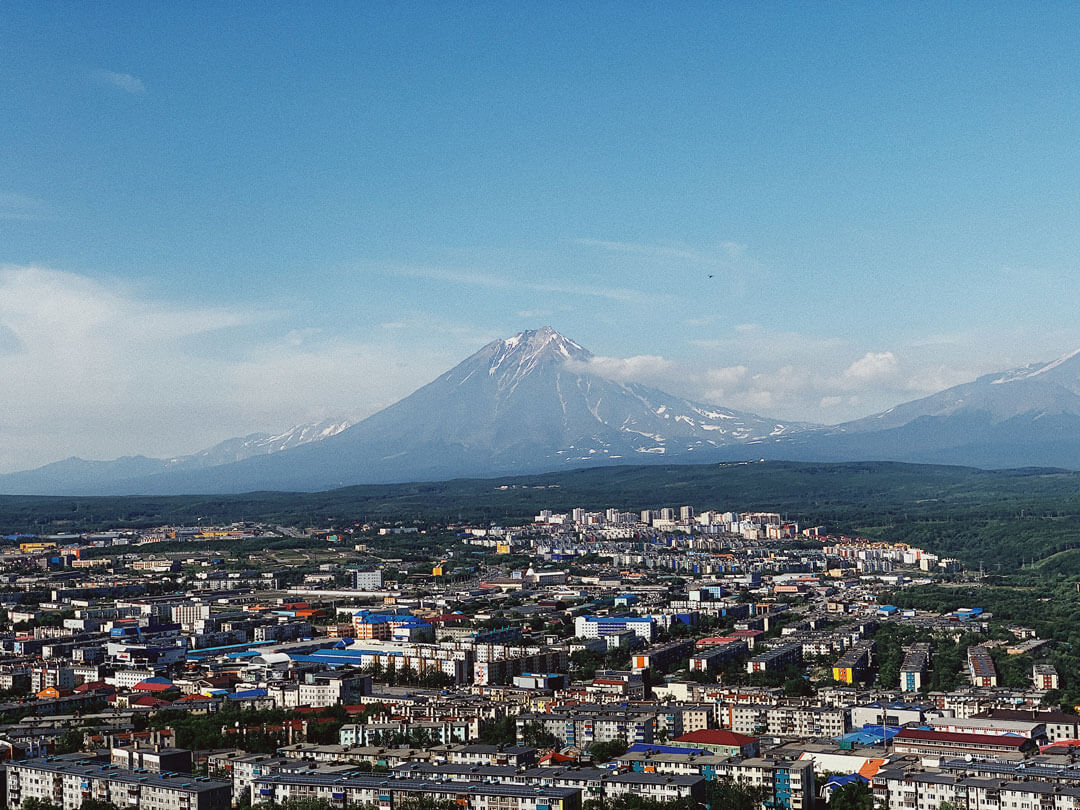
[5,327,1080,495]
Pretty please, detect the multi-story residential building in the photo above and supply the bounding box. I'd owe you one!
[170,602,210,629]
[746,643,801,674]
[606,773,704,804]
[1034,663,1060,690]
[873,767,1080,810]
[30,665,75,693]
[631,640,694,672]
[618,752,814,810]
[6,757,230,810]
[207,753,341,804]
[689,639,747,673]
[900,645,930,692]
[253,621,313,643]
[266,671,369,709]
[351,570,383,590]
[575,616,655,641]
[722,704,767,736]
[251,772,581,810]
[254,642,473,684]
[832,640,874,684]
[967,646,998,687]
[765,705,846,738]
[340,718,479,746]
[111,746,193,773]
[473,649,568,686]
[928,715,1045,741]
[109,668,159,689]
[515,710,655,748]
[440,745,538,767]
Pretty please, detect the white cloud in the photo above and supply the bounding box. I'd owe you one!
[5,266,1076,471]
[820,395,860,409]
[0,266,471,473]
[93,69,146,94]
[567,354,676,383]
[704,365,748,388]
[843,351,899,383]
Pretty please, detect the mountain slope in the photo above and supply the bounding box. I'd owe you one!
[0,418,351,495]
[14,330,1080,496]
[74,327,817,494]
[759,348,1080,468]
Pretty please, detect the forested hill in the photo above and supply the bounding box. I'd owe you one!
[2,460,1080,571]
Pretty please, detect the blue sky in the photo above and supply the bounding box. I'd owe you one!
[3,2,1080,471]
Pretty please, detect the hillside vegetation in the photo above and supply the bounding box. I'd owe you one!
[2,460,1080,570]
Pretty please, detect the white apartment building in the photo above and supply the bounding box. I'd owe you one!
[6,758,231,810]
[30,665,75,693]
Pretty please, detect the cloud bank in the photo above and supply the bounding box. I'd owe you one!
[0,265,1072,474]
[0,266,465,473]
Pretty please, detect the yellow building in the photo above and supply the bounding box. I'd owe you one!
[19,542,58,553]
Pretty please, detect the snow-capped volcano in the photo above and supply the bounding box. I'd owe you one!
[8,327,817,494]
[10,331,1080,494]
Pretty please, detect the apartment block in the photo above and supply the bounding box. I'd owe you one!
[6,758,230,810]
[746,643,801,674]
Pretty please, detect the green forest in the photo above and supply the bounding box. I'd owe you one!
[4,460,1080,571]
[878,578,1080,708]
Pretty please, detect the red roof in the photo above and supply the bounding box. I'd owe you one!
[74,681,113,693]
[674,729,758,746]
[132,696,172,708]
[896,729,1028,747]
[429,614,468,624]
[539,752,575,763]
[1040,740,1080,753]
[132,677,174,692]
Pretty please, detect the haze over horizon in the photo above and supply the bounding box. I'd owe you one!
[4,4,1080,473]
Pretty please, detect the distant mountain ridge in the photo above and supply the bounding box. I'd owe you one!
[0,327,815,495]
[763,346,1080,468]
[6,329,1080,495]
[0,418,351,495]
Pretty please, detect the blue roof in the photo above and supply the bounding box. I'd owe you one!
[836,726,902,746]
[862,700,933,711]
[229,688,268,699]
[289,648,403,665]
[825,774,869,788]
[185,640,276,659]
